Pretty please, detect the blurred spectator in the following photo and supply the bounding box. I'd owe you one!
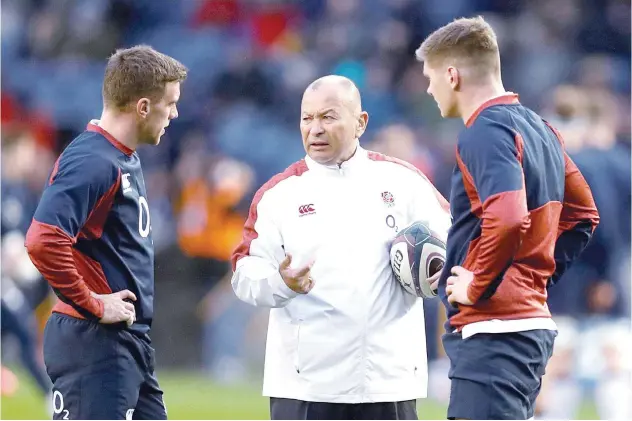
[2,130,55,235]
[547,86,630,318]
[0,366,19,397]
[1,231,52,400]
[211,48,278,108]
[191,0,241,27]
[539,84,631,420]
[174,144,254,271]
[369,124,434,179]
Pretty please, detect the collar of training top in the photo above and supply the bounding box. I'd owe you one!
[305,143,367,172]
[86,119,135,156]
[465,92,520,128]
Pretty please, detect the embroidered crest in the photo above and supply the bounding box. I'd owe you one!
[381,191,395,207]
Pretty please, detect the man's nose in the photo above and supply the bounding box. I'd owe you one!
[310,121,325,136]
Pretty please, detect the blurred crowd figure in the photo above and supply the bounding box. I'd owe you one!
[1,0,630,418]
[1,133,54,403]
[534,85,632,420]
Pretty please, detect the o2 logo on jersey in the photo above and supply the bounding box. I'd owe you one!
[52,390,69,419]
[137,196,151,238]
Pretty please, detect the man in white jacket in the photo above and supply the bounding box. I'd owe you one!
[231,75,451,420]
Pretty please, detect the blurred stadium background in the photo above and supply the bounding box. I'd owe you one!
[1,0,630,419]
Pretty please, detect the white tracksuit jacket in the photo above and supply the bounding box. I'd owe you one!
[231,145,451,403]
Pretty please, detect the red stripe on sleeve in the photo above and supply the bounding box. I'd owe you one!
[80,169,121,240]
[25,220,104,318]
[231,160,309,271]
[544,121,599,235]
[557,153,600,235]
[455,148,483,218]
[48,157,61,185]
[466,189,530,303]
[514,133,525,164]
[53,250,113,319]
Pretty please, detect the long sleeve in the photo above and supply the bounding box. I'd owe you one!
[25,152,119,319]
[456,124,530,303]
[548,152,600,287]
[231,186,299,308]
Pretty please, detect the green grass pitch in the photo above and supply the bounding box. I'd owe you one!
[1,369,599,419]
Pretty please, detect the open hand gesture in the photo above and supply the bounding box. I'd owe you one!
[279,254,315,294]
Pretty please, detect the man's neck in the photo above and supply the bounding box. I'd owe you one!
[459,83,508,126]
[98,109,139,151]
[336,142,359,167]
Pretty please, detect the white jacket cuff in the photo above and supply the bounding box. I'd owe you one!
[269,270,300,301]
[232,262,300,308]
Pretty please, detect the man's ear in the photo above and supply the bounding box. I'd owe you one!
[136,98,151,118]
[447,66,460,91]
[356,111,369,138]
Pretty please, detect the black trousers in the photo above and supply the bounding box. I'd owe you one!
[270,397,418,420]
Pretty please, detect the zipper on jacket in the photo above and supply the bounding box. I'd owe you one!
[294,323,302,373]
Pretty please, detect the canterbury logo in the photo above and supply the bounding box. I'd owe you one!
[298,204,315,216]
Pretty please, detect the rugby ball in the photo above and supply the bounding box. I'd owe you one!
[390,221,446,298]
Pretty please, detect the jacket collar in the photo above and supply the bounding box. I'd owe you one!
[305,143,367,173]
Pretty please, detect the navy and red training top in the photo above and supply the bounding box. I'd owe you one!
[440,94,600,330]
[25,123,155,335]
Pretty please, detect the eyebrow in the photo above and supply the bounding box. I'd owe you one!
[302,108,338,115]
